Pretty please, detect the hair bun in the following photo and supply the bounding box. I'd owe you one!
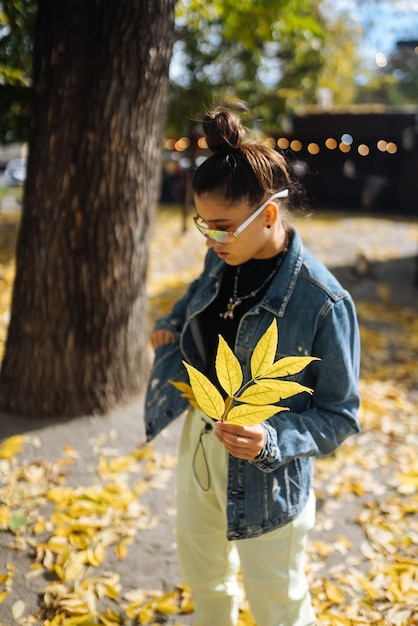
[203,107,245,153]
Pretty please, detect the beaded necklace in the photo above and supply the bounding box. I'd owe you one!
[219,238,288,320]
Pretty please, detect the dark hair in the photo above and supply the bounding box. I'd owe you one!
[192,106,304,212]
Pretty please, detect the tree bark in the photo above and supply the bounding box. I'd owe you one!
[0,0,176,417]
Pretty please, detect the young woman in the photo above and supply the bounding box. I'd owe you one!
[145,107,360,626]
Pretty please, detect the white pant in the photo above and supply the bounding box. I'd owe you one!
[176,410,317,626]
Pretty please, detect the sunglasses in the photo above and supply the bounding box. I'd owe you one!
[193,189,289,244]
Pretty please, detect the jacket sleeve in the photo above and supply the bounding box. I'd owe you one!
[251,294,361,472]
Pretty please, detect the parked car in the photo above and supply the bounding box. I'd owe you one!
[3,158,26,186]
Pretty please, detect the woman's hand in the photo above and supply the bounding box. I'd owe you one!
[214,421,266,460]
[150,329,175,350]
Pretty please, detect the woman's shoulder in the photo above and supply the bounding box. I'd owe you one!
[292,231,352,303]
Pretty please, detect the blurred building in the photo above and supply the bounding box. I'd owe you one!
[274,106,418,215]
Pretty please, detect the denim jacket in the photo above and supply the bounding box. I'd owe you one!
[144,229,360,540]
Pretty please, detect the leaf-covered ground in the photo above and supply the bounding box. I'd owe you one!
[0,203,417,625]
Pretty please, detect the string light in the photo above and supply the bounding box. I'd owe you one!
[325,138,337,150]
[277,137,289,149]
[358,144,370,156]
[386,142,397,154]
[307,143,320,155]
[290,140,302,151]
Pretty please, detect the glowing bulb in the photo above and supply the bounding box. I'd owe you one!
[341,133,353,145]
[308,143,320,155]
[375,52,387,68]
[277,137,289,149]
[325,138,337,150]
[290,140,302,152]
[263,137,276,148]
[358,144,369,156]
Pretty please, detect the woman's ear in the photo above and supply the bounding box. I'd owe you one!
[264,202,279,228]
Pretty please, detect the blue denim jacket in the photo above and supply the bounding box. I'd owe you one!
[145,229,360,540]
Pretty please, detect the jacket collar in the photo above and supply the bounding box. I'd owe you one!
[207,228,304,318]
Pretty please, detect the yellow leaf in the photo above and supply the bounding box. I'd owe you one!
[0,504,8,530]
[0,590,8,605]
[86,544,106,567]
[324,579,345,604]
[100,610,124,625]
[395,471,418,487]
[169,380,200,409]
[155,598,179,614]
[215,335,243,396]
[0,435,26,459]
[226,403,284,426]
[63,552,88,582]
[237,383,284,405]
[170,380,193,395]
[183,361,225,420]
[250,320,278,379]
[260,355,320,379]
[322,613,352,625]
[46,486,73,504]
[137,599,156,622]
[114,543,128,560]
[256,379,314,400]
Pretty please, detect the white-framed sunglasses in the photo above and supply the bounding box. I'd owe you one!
[193,189,289,244]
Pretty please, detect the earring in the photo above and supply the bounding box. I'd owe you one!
[266,224,271,229]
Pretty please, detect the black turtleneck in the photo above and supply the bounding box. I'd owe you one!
[197,251,285,385]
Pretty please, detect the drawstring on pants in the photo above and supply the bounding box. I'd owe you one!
[192,418,213,491]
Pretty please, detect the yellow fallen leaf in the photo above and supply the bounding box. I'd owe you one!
[324,579,345,604]
[155,598,179,614]
[86,543,106,567]
[0,504,8,529]
[0,590,8,604]
[0,435,26,459]
[100,609,124,625]
[114,543,128,560]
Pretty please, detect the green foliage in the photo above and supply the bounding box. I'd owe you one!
[0,0,35,143]
[168,0,369,136]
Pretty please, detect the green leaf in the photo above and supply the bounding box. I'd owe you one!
[215,335,243,397]
[260,355,320,379]
[256,379,314,399]
[8,511,27,532]
[250,320,278,379]
[183,361,225,420]
[226,403,287,426]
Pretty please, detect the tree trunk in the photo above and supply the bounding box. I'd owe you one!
[0,0,176,417]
